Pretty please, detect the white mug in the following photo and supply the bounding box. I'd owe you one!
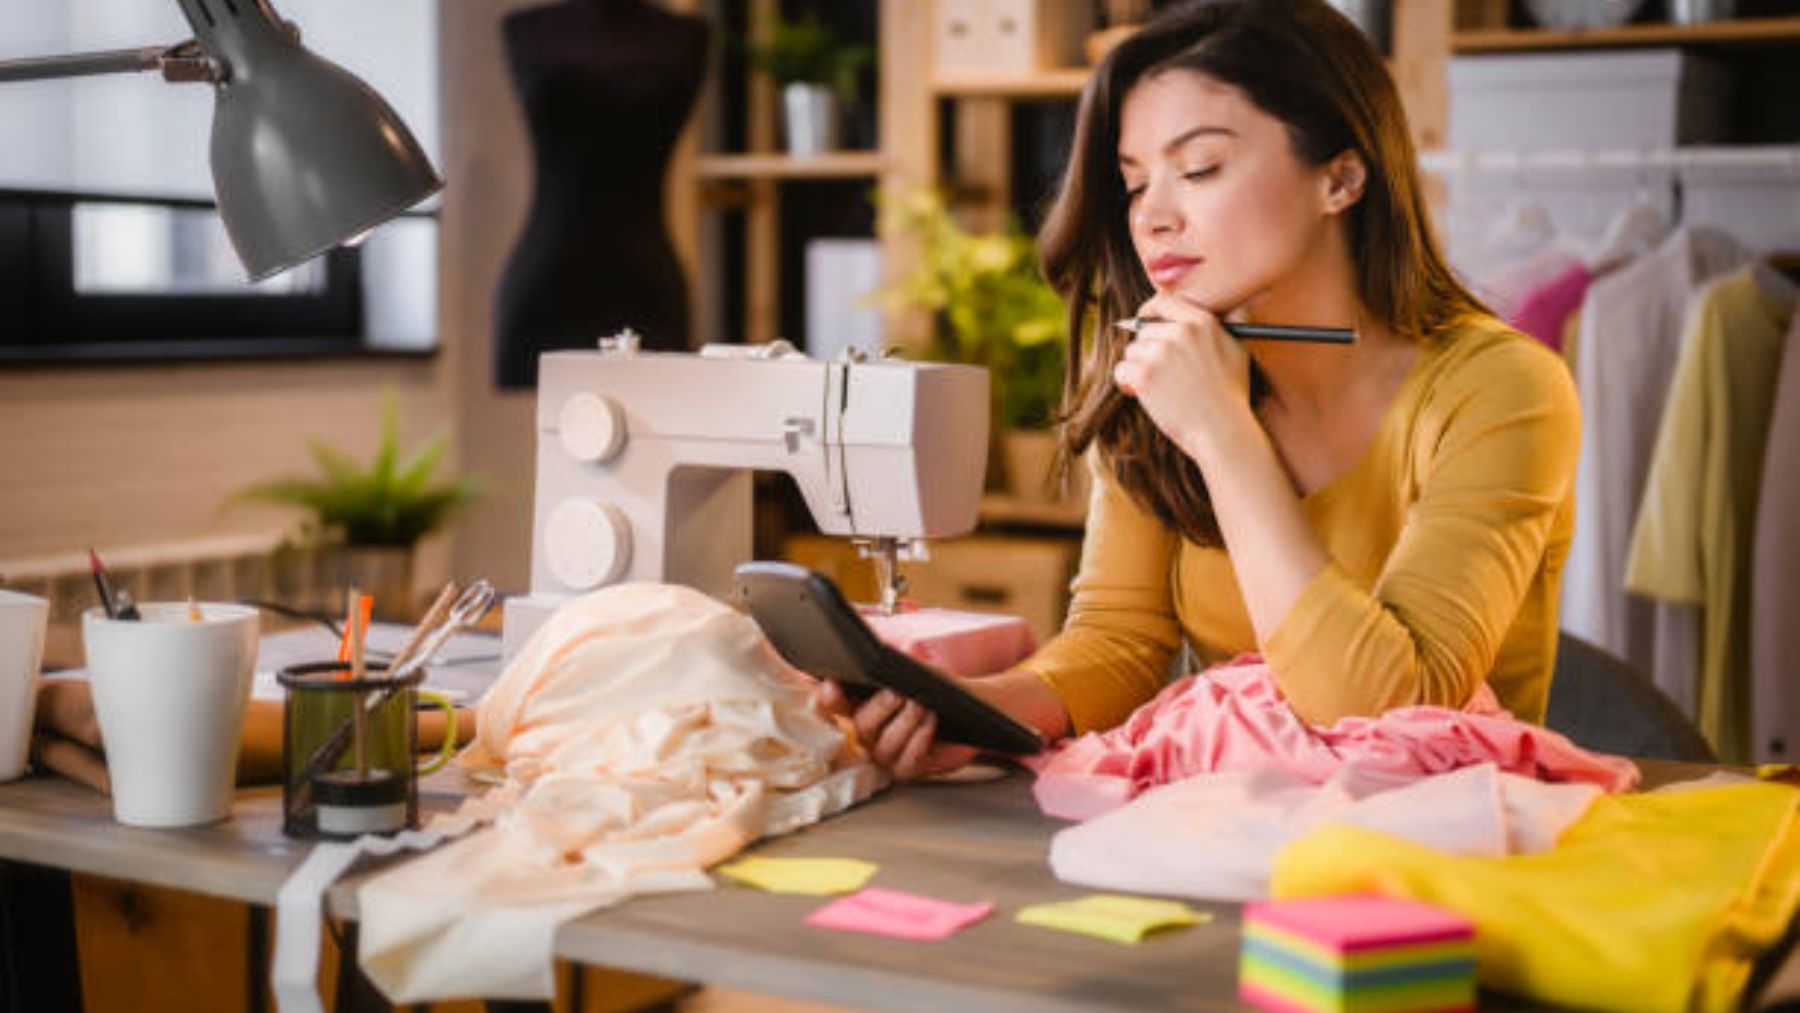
[83,603,259,827]
[0,590,50,781]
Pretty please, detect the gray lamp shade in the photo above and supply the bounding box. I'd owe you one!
[177,0,443,280]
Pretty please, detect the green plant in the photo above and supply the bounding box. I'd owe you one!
[744,14,871,95]
[231,390,481,548]
[882,189,1069,430]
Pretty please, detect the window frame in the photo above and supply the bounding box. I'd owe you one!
[0,187,433,365]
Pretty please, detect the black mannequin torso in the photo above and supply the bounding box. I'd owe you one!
[493,0,711,388]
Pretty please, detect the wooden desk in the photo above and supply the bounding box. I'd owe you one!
[0,756,1784,1012]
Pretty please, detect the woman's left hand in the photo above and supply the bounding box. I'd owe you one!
[1112,294,1256,465]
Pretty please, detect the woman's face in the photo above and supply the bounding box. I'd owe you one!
[1117,69,1335,315]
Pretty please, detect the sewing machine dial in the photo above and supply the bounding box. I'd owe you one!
[557,392,626,463]
[545,499,631,590]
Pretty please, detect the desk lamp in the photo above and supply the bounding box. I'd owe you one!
[0,0,443,280]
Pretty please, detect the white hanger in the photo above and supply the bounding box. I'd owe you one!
[1480,157,1556,261]
[1588,153,1668,271]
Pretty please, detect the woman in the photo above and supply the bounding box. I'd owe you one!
[823,0,1579,780]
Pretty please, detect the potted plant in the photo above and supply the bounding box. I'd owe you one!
[745,14,871,157]
[881,189,1080,503]
[231,390,481,618]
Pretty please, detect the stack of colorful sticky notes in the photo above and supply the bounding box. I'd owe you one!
[1239,895,1476,1013]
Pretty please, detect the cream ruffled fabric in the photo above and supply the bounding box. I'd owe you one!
[355,584,883,1003]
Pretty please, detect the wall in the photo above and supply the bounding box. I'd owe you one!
[438,0,545,594]
[0,360,455,574]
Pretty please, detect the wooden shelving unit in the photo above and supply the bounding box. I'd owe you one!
[979,493,1087,532]
[1454,15,1800,53]
[931,68,1091,99]
[693,151,886,180]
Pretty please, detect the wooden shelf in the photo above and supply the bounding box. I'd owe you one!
[980,493,1087,531]
[932,68,1091,99]
[1453,16,1800,53]
[693,151,885,180]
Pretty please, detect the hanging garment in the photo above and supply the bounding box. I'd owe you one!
[1028,657,1638,823]
[1048,763,1603,902]
[1751,310,1800,763]
[1269,782,1800,1013]
[1627,264,1798,762]
[1561,226,1747,712]
[1509,261,1590,353]
[354,584,882,1004]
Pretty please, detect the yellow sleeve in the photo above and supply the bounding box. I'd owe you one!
[1263,338,1581,725]
[1623,296,1712,604]
[1017,451,1183,734]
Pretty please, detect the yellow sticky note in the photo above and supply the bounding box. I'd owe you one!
[1016,894,1211,945]
[715,857,879,896]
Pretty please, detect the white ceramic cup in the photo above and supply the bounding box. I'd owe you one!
[0,590,50,781]
[83,603,259,827]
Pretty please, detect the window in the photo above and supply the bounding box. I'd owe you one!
[0,0,439,362]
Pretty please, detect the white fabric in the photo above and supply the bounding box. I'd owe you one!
[1560,226,1746,712]
[273,830,449,1013]
[355,584,882,1004]
[1047,763,1602,903]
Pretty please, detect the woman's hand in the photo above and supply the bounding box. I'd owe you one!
[1113,294,1257,466]
[814,680,979,782]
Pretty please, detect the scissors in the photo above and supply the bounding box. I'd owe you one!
[390,579,496,682]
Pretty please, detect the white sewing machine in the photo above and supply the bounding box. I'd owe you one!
[501,333,991,660]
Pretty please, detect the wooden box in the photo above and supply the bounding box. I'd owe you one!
[934,0,1093,75]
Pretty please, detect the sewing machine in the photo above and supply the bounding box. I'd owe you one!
[501,333,991,660]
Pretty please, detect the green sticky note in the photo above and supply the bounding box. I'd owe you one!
[1016,894,1212,945]
[715,857,879,896]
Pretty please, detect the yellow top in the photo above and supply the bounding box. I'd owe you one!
[1020,315,1581,732]
[1624,268,1795,762]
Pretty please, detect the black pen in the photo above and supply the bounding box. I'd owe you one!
[1115,317,1355,344]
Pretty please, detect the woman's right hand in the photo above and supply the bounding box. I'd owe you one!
[815,680,978,782]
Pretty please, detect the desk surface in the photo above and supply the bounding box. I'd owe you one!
[0,758,1757,1013]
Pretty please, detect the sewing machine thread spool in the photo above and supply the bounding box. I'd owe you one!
[277,660,457,839]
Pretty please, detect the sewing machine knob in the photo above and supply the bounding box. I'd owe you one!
[545,499,631,590]
[557,393,625,463]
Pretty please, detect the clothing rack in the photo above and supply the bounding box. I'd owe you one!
[1420,145,1800,177]
[1422,145,1800,255]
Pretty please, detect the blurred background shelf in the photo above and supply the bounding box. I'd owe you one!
[931,68,1091,98]
[693,151,886,180]
[1453,15,1800,53]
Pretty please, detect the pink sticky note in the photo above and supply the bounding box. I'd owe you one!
[805,887,994,941]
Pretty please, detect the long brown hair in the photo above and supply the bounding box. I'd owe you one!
[1039,0,1485,546]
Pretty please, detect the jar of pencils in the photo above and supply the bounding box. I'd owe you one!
[277,661,458,839]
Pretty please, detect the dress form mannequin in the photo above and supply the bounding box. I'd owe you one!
[493,0,710,388]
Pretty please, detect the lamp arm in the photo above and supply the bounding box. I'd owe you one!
[0,41,222,85]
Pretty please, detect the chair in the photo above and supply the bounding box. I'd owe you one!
[1545,632,1716,764]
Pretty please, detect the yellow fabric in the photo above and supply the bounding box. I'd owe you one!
[1021,315,1581,732]
[1625,269,1795,763]
[1268,783,1800,1013]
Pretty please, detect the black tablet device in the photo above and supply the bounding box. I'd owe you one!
[732,561,1043,755]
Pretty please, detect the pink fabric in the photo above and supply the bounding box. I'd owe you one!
[1031,657,1640,821]
[862,607,1036,677]
[1509,262,1591,351]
